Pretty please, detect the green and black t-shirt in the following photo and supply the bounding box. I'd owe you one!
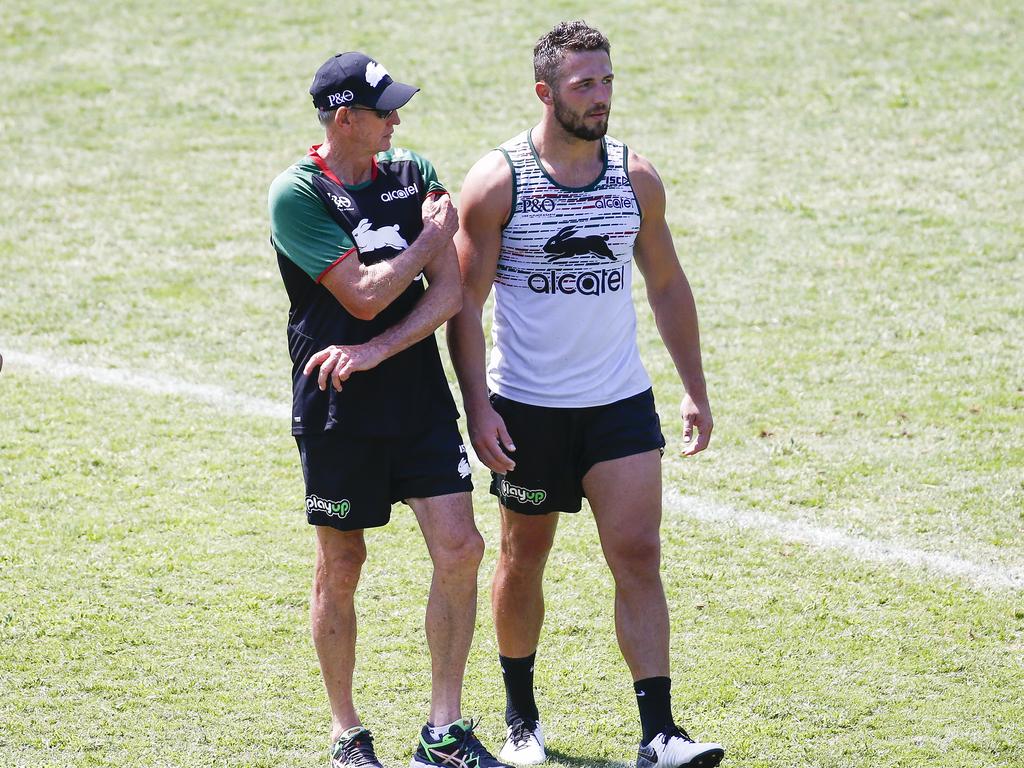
[268,146,457,436]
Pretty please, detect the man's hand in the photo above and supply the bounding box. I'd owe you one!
[303,343,386,392]
[420,194,459,249]
[467,403,517,473]
[680,392,713,456]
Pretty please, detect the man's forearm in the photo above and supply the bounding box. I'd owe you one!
[351,230,446,316]
[362,263,461,364]
[447,305,491,412]
[650,281,708,399]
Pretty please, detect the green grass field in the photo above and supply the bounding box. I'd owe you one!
[2,1,1022,766]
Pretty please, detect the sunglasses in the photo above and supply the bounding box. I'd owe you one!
[350,105,395,120]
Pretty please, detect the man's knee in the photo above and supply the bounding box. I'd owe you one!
[431,527,485,575]
[499,521,555,574]
[315,535,367,596]
[604,533,661,579]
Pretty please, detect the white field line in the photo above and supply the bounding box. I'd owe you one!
[3,350,289,421]
[664,490,1024,592]
[5,348,1023,592]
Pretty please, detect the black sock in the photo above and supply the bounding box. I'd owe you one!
[635,676,674,744]
[499,652,539,724]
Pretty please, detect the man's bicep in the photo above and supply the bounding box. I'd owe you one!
[630,155,685,290]
[423,239,459,284]
[454,215,502,308]
[455,153,511,307]
[634,213,686,296]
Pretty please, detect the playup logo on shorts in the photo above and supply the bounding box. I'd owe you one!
[499,479,547,506]
[306,494,352,519]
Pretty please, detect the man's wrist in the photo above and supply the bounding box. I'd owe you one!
[683,380,708,403]
[463,390,493,413]
[417,224,448,255]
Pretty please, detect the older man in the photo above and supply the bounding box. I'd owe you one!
[269,51,507,768]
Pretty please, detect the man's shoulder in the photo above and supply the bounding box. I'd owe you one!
[269,156,320,202]
[461,148,514,210]
[611,138,660,173]
[268,155,334,241]
[623,146,662,187]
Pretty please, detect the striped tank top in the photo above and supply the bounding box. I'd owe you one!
[487,129,651,407]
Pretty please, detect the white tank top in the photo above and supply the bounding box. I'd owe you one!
[487,129,651,407]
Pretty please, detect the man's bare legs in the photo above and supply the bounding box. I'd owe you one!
[491,508,559,659]
[312,491,483,740]
[408,492,485,726]
[312,526,367,742]
[583,450,669,680]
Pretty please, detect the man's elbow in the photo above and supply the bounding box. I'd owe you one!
[441,289,463,322]
[343,296,384,321]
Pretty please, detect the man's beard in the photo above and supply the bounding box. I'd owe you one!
[553,95,609,141]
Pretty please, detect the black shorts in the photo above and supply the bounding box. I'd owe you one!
[296,420,473,531]
[488,388,665,515]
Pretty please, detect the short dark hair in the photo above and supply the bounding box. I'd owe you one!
[533,20,611,88]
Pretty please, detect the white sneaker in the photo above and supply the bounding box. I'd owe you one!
[498,720,546,765]
[636,726,724,768]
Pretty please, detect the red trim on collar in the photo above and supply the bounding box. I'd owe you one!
[308,145,380,187]
[308,145,342,185]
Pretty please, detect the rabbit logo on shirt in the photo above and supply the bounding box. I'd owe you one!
[352,218,408,254]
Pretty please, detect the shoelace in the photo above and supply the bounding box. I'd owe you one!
[507,719,538,748]
[455,718,497,760]
[337,730,378,767]
[660,725,694,745]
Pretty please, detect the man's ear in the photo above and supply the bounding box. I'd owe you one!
[535,81,554,106]
[334,106,353,127]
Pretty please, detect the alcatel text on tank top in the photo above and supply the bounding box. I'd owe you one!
[488,130,651,407]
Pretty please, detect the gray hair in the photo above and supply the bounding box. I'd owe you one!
[317,107,339,128]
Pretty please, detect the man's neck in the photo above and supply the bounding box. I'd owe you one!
[530,119,605,187]
[317,139,375,186]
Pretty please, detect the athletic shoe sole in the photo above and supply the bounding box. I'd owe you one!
[638,746,724,768]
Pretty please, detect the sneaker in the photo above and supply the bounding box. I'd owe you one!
[498,719,546,765]
[331,726,384,768]
[410,718,511,768]
[636,725,724,768]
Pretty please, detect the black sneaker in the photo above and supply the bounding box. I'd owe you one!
[637,725,724,768]
[410,718,511,768]
[331,726,384,768]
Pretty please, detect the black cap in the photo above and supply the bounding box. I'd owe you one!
[310,52,419,111]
